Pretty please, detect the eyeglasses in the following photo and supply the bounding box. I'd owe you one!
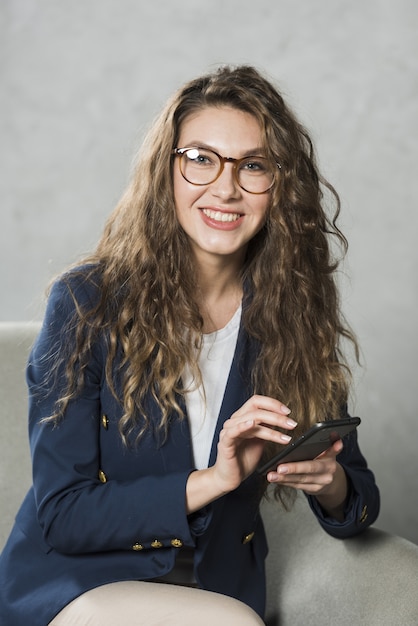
[172,147,281,194]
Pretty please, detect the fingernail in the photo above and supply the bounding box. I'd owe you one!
[281,434,292,443]
[281,404,291,415]
[278,465,289,474]
[286,418,298,428]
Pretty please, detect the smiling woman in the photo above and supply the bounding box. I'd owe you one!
[0,65,379,626]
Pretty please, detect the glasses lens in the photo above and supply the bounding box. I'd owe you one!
[238,157,275,193]
[180,148,221,185]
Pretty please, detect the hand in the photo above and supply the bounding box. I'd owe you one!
[185,395,297,514]
[266,439,349,519]
[212,395,298,494]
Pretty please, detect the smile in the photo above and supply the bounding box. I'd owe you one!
[202,208,242,223]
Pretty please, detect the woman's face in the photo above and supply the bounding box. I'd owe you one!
[173,106,272,269]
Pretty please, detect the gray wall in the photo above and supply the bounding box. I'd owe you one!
[1,1,417,543]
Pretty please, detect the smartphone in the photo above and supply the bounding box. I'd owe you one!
[257,416,361,476]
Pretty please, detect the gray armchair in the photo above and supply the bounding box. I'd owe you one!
[1,322,418,625]
[262,494,418,625]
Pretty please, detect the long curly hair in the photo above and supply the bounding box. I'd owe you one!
[48,65,358,476]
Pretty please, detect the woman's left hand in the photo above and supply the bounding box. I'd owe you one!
[266,439,349,520]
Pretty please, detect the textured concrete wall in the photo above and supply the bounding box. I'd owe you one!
[1,1,417,542]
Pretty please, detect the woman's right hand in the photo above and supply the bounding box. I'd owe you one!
[185,395,297,513]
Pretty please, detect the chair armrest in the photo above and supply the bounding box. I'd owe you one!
[262,492,418,626]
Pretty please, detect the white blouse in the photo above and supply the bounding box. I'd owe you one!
[183,303,242,470]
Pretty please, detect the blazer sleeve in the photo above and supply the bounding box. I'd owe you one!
[27,273,211,555]
[306,427,380,538]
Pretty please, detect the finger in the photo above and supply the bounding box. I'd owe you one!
[267,456,338,483]
[266,467,335,489]
[226,408,297,433]
[233,395,293,420]
[250,394,292,415]
[281,458,324,475]
[223,409,296,434]
[220,418,293,445]
[267,479,332,495]
[316,439,344,460]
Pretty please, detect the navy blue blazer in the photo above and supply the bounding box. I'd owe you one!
[0,271,380,625]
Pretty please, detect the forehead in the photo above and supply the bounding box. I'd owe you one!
[178,106,264,154]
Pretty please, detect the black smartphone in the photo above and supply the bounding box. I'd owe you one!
[257,416,361,476]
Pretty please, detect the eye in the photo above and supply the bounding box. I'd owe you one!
[185,149,216,167]
[241,158,269,174]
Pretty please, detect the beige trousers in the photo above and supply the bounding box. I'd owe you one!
[48,581,265,625]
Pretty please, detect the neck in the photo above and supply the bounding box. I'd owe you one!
[194,256,244,333]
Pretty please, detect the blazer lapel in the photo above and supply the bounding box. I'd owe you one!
[207,324,256,467]
[159,320,257,473]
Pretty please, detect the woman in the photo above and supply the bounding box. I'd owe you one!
[0,65,379,625]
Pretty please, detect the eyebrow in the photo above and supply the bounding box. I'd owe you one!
[182,141,266,158]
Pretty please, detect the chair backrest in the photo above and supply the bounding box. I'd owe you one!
[0,322,39,546]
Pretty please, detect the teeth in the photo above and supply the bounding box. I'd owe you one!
[202,209,241,222]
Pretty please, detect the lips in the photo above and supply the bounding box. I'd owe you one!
[202,208,242,223]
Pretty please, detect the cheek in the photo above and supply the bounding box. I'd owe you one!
[173,168,192,210]
[254,197,270,222]
[173,176,196,231]
[173,167,183,208]
[173,170,203,217]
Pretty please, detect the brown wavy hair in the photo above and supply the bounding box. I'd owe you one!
[48,65,358,479]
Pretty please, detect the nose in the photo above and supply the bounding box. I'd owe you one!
[210,163,241,199]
